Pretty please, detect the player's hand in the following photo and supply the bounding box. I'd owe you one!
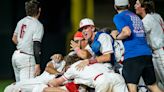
[70,40,80,51]
[34,64,41,77]
[110,30,119,39]
[75,59,89,71]
[50,54,63,63]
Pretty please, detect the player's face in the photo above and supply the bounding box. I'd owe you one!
[134,0,144,15]
[74,37,87,49]
[81,25,94,40]
[80,39,88,49]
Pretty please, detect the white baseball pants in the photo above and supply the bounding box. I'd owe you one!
[12,50,35,82]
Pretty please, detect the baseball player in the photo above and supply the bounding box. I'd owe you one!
[4,54,66,92]
[45,60,129,92]
[135,0,164,90]
[11,0,44,82]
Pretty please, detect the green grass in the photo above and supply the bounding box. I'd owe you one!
[0,80,14,92]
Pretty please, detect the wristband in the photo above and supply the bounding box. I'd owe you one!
[89,58,98,64]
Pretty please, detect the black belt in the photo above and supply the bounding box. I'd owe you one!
[19,51,33,56]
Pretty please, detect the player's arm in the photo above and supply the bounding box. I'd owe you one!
[34,41,41,64]
[116,26,131,40]
[43,86,67,92]
[48,76,66,87]
[76,49,91,59]
[95,53,111,63]
[45,67,59,74]
[76,53,111,71]
[33,41,41,76]
[110,30,119,39]
[12,33,18,45]
[45,62,60,74]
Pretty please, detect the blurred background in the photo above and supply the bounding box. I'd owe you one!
[0,0,163,91]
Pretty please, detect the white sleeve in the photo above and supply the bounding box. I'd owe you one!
[98,33,114,54]
[33,23,44,42]
[153,13,164,30]
[62,65,76,80]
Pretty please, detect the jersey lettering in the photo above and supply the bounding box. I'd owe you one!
[20,24,26,38]
[130,15,145,37]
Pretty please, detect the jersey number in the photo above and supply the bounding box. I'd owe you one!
[20,24,27,38]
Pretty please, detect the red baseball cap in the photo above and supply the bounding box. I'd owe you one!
[74,31,83,39]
